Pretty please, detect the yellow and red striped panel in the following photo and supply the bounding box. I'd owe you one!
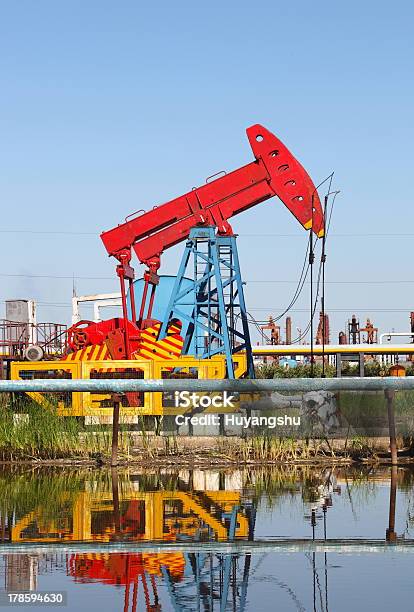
[133,322,183,361]
[62,344,111,363]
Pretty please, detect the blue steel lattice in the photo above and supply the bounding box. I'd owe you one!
[159,227,254,378]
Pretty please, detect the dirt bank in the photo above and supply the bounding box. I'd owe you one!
[0,435,413,467]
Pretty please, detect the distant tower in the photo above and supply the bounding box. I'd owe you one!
[360,318,378,344]
[260,316,280,345]
[285,316,292,344]
[316,312,330,345]
[348,314,360,344]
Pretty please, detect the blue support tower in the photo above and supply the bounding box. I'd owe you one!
[159,227,254,378]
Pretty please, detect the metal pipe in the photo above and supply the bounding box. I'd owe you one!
[379,332,414,344]
[385,389,398,465]
[253,343,414,355]
[138,277,150,327]
[2,377,414,392]
[1,540,414,555]
[118,270,131,358]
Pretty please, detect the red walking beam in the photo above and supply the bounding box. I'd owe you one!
[101,124,324,272]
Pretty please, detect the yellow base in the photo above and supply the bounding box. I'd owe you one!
[10,354,248,417]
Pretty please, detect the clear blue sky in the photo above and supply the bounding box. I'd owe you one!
[1,1,413,342]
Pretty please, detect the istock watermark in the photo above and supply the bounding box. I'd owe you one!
[175,414,301,429]
[174,391,236,409]
[173,392,302,430]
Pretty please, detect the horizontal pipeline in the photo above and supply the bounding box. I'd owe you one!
[1,539,413,555]
[1,377,414,393]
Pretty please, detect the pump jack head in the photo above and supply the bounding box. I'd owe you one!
[247,124,325,237]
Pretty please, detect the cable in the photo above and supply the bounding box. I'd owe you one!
[273,183,336,347]
[268,240,311,323]
[242,232,414,238]
[242,279,321,345]
[247,308,412,313]
[247,280,414,284]
[293,254,323,344]
[2,272,414,284]
[233,310,274,343]
[326,191,339,237]
[2,300,410,313]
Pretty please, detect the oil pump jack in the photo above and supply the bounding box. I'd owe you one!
[65,124,324,378]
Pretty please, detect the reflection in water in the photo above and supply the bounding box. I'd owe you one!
[0,466,413,610]
[69,551,254,611]
[3,469,256,544]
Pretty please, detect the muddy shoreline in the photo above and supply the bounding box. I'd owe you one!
[0,435,413,467]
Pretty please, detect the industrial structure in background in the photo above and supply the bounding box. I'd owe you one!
[260,316,280,345]
[0,300,66,372]
[316,312,330,345]
[344,315,378,345]
[254,310,414,375]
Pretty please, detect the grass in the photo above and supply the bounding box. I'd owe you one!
[256,362,336,378]
[0,401,83,461]
[1,390,414,463]
[0,397,137,461]
[215,435,345,463]
[338,390,414,439]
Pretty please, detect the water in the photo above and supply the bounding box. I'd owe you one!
[0,465,413,610]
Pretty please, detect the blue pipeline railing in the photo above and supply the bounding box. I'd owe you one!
[0,377,413,393]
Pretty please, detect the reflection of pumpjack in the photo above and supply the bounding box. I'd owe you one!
[69,502,257,612]
[11,490,251,543]
[68,553,163,611]
[11,488,256,611]
[162,501,257,612]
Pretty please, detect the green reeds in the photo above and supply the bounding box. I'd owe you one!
[0,400,137,461]
[216,435,334,463]
[0,403,84,460]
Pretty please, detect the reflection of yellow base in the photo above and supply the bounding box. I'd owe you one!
[10,354,247,417]
[142,552,185,578]
[12,489,249,543]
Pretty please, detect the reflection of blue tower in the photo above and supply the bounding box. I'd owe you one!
[159,227,254,378]
[161,501,256,612]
